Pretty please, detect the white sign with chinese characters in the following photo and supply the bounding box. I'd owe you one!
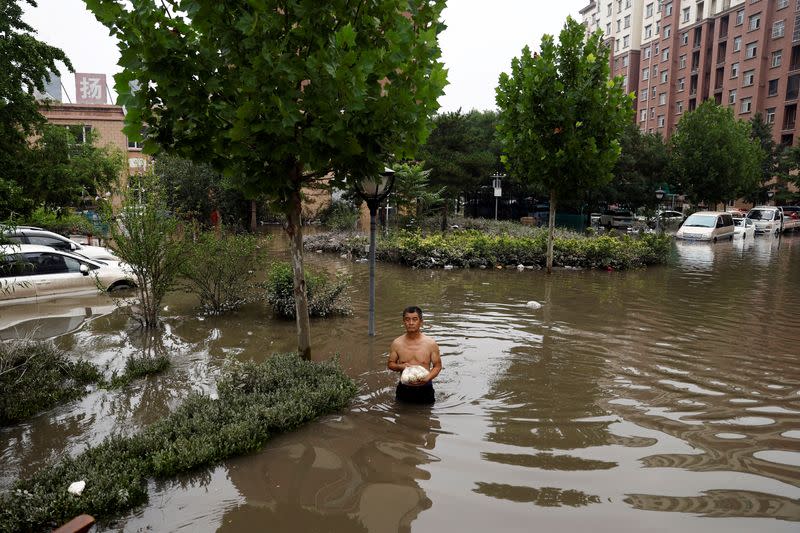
[75,73,107,104]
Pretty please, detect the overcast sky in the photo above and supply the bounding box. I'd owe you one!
[22,0,589,112]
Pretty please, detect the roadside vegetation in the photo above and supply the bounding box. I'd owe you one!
[0,354,357,532]
[265,261,352,319]
[305,221,671,271]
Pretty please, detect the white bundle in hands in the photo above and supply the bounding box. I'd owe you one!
[401,365,429,385]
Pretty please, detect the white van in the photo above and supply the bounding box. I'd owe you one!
[675,211,735,242]
[746,206,784,235]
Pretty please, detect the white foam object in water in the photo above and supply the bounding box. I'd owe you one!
[526,300,542,310]
[401,365,429,385]
[68,480,86,496]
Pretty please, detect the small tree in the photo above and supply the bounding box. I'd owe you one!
[496,17,633,272]
[391,161,443,222]
[103,172,188,328]
[670,100,763,209]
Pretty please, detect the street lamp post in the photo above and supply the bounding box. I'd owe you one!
[491,172,504,221]
[355,167,396,336]
[655,188,665,233]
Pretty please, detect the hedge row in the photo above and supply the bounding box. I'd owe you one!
[305,228,671,270]
[0,354,358,532]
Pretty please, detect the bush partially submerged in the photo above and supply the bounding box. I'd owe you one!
[0,340,101,426]
[181,230,267,314]
[265,261,351,319]
[0,354,357,532]
[318,200,359,231]
[108,354,171,389]
[307,227,671,270]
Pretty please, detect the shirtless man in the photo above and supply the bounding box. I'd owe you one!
[388,306,442,404]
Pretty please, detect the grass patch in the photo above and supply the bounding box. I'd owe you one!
[108,354,171,389]
[0,340,102,426]
[0,354,358,531]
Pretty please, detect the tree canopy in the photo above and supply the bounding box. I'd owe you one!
[669,100,763,209]
[496,16,633,272]
[84,0,448,357]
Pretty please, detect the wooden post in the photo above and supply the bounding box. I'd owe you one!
[54,514,95,533]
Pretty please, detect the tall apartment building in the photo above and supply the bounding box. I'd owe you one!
[581,0,800,147]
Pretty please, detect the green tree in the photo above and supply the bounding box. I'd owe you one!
[85,0,447,358]
[496,17,633,273]
[669,100,762,209]
[747,113,786,204]
[418,109,501,229]
[391,161,443,221]
[599,122,669,211]
[779,145,800,202]
[1,0,73,218]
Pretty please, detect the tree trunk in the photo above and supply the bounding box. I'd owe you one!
[440,195,449,232]
[249,199,257,233]
[285,165,312,359]
[546,190,557,274]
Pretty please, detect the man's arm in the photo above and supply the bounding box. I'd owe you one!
[424,341,442,382]
[387,340,408,372]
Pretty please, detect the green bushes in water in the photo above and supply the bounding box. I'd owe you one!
[265,261,351,318]
[307,227,671,270]
[0,354,357,532]
[107,354,171,389]
[181,230,267,314]
[318,200,359,231]
[0,340,102,426]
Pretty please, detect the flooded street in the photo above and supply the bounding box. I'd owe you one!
[2,230,799,532]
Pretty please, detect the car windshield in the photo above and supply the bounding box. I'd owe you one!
[747,209,772,221]
[682,214,716,228]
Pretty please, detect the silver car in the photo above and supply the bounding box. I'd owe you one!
[1,226,120,262]
[0,245,135,305]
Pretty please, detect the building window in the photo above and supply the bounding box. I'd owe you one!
[665,2,673,16]
[664,25,671,38]
[657,115,665,127]
[773,20,785,39]
[61,124,92,144]
[625,15,631,29]
[623,55,629,67]
[617,19,622,32]
[766,107,776,123]
[644,45,652,59]
[645,24,653,39]
[680,54,687,68]
[729,89,737,104]
[678,77,685,91]
[677,101,684,114]
[731,62,739,77]
[681,32,689,46]
[778,0,789,9]
[626,0,631,8]
[659,92,667,105]
[623,35,630,48]
[607,22,611,35]
[622,75,628,88]
[642,67,650,80]
[640,89,648,101]
[745,42,757,59]
[741,97,752,113]
[749,14,760,31]
[607,3,612,16]
[617,0,622,10]
[646,2,653,17]
[660,70,668,83]
[652,86,657,98]
[743,69,755,86]
[651,107,655,119]
[640,109,647,121]
[769,79,779,96]
[662,48,670,61]
[735,10,744,25]
[683,7,690,22]
[772,50,782,67]
[616,39,620,51]
[733,36,742,52]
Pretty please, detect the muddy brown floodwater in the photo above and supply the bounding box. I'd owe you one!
[1,229,799,532]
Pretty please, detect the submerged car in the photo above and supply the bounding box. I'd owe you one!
[0,244,135,305]
[733,217,755,239]
[1,227,119,262]
[599,209,635,229]
[675,211,735,242]
[746,206,784,235]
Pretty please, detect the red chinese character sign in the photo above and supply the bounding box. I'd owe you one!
[75,73,107,104]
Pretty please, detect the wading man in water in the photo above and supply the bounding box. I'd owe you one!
[388,306,442,404]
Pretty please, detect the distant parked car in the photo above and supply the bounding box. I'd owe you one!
[733,217,755,239]
[657,210,685,228]
[1,227,119,262]
[675,211,735,242]
[599,209,635,229]
[0,245,135,305]
[746,206,785,236]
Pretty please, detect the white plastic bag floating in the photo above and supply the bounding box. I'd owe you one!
[401,365,429,385]
[68,480,86,496]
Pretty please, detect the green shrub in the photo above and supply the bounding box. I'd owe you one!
[108,354,171,389]
[181,230,267,314]
[0,354,357,532]
[12,206,94,235]
[319,200,359,231]
[265,261,351,318]
[0,340,102,426]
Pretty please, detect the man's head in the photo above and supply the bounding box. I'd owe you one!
[402,306,423,333]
